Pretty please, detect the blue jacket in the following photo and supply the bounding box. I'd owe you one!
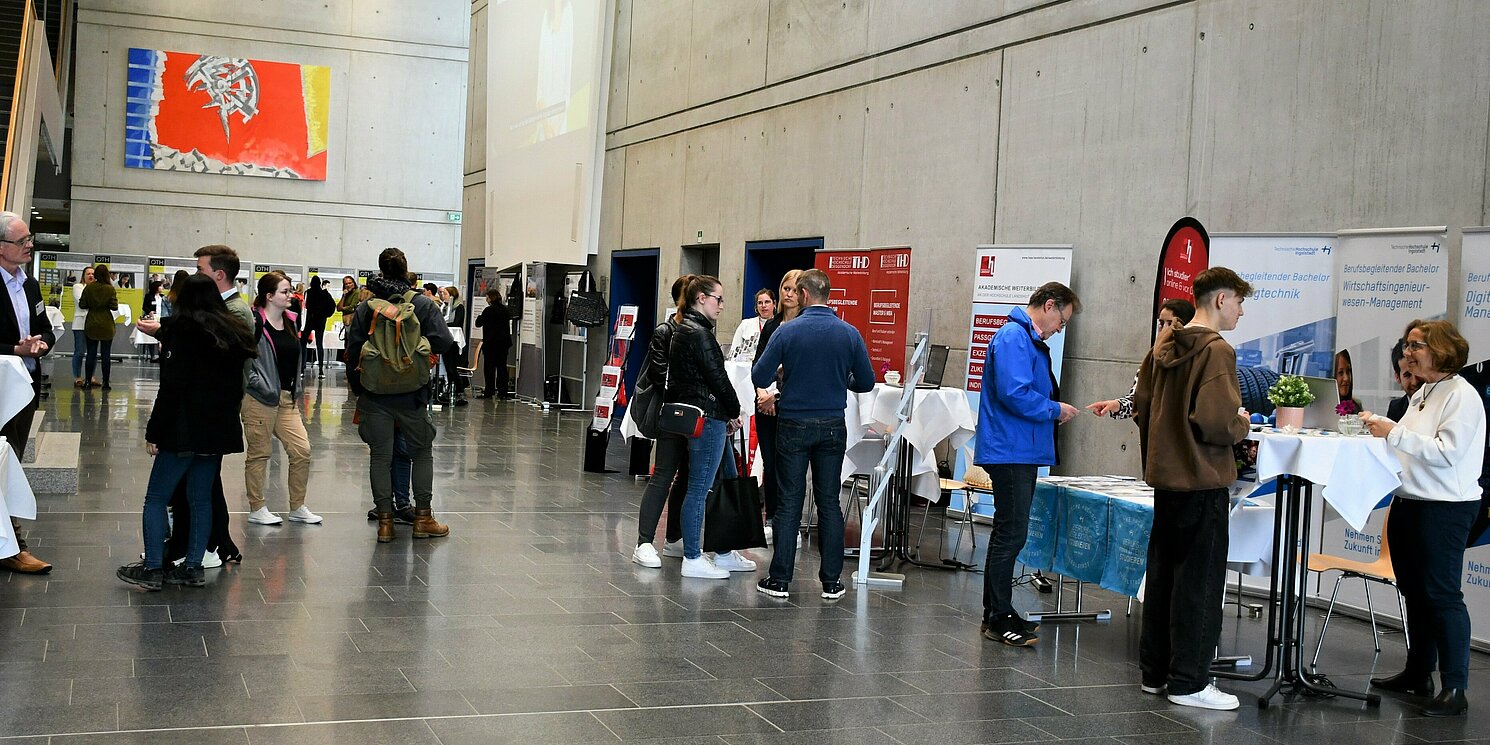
[975,306,1061,466]
[752,305,875,419]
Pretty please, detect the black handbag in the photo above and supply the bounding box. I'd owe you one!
[630,375,664,439]
[566,271,608,328]
[705,429,768,552]
[658,402,704,438]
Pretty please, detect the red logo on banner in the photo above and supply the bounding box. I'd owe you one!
[980,256,995,276]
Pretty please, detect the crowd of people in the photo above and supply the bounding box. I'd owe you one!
[0,207,1478,719]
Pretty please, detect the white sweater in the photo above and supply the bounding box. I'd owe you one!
[1383,374,1485,503]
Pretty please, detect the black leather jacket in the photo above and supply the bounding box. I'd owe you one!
[665,308,741,420]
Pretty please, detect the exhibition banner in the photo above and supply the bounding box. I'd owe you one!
[1458,227,1490,645]
[1152,218,1210,331]
[308,265,357,348]
[1314,226,1448,623]
[95,254,147,323]
[814,249,873,335]
[959,245,1072,516]
[1213,233,1338,380]
[869,247,911,379]
[35,252,95,323]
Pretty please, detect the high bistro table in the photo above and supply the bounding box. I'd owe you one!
[1213,428,1402,708]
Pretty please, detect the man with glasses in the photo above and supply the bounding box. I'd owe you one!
[1086,298,1195,419]
[974,282,1080,646]
[0,212,54,574]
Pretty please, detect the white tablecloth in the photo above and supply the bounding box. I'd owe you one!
[843,384,976,500]
[0,438,36,558]
[0,356,32,424]
[1250,429,1402,531]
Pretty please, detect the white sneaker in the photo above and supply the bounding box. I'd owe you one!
[661,540,684,558]
[247,507,283,525]
[1167,684,1239,711]
[632,543,662,568]
[681,556,729,579]
[763,525,774,545]
[201,550,223,569]
[286,506,323,524]
[710,551,757,572]
[1141,684,1167,695]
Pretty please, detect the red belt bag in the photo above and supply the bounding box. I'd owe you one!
[659,403,706,438]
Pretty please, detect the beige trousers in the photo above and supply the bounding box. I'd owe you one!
[241,391,312,511]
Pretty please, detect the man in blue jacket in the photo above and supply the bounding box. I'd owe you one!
[976,282,1080,646]
[752,269,875,600]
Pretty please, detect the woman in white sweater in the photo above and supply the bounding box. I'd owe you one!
[1362,319,1483,718]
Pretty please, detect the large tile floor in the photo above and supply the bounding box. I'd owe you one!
[0,360,1486,744]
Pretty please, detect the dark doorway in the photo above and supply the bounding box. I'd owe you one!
[608,249,660,401]
[681,243,719,280]
[743,238,821,320]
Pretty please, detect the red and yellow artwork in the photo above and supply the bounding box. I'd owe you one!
[126,48,331,180]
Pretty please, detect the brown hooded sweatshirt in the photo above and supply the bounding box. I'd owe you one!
[1133,325,1250,491]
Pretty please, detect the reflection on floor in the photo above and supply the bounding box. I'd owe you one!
[0,360,1485,744]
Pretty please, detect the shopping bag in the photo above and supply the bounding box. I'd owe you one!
[704,429,767,552]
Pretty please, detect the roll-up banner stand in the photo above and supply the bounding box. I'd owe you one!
[1454,227,1490,644]
[958,245,1073,516]
[1211,233,1337,596]
[1313,227,1449,624]
[35,252,97,330]
[814,246,911,382]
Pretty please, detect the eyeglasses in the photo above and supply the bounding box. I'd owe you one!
[705,293,724,305]
[1403,340,1428,351]
[0,234,34,246]
[1056,307,1073,330]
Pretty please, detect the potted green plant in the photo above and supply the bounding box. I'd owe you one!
[1267,375,1316,429]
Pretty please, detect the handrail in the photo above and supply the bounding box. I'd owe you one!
[854,331,930,584]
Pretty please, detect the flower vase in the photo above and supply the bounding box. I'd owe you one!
[1275,406,1305,429]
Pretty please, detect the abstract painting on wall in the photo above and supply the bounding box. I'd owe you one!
[125,48,330,180]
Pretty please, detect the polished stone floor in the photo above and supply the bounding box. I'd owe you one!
[0,360,1486,744]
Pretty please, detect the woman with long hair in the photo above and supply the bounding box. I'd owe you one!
[751,269,804,537]
[663,275,747,579]
[78,262,118,389]
[69,265,94,387]
[116,274,257,590]
[243,271,320,526]
[439,286,469,404]
[475,287,512,399]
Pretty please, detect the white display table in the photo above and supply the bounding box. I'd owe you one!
[844,384,975,500]
[0,356,37,558]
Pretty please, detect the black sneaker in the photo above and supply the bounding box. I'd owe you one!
[821,582,847,600]
[116,562,164,591]
[979,614,1039,634]
[983,614,1038,647]
[165,564,206,587]
[756,577,790,598]
[393,507,417,525]
[367,509,378,521]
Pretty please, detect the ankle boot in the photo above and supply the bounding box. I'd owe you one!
[412,508,449,539]
[1422,688,1468,717]
[376,513,395,543]
[1370,669,1435,697]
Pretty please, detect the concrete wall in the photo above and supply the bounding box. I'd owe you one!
[462,0,488,267]
[600,0,1490,476]
[71,1,468,274]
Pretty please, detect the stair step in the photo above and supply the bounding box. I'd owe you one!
[22,431,79,495]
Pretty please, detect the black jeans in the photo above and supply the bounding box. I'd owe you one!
[1389,496,1478,689]
[980,463,1038,621]
[442,343,467,395]
[483,342,510,396]
[755,413,779,519]
[84,338,112,385]
[769,416,848,585]
[636,434,687,544]
[1140,487,1230,696]
[358,397,437,514]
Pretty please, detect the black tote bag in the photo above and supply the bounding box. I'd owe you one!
[704,429,768,553]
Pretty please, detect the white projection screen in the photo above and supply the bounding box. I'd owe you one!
[486,0,608,269]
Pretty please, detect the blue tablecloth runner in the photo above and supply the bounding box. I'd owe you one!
[1014,480,1155,597]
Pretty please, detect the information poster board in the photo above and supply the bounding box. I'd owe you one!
[1213,233,1338,380]
[34,252,94,324]
[95,253,147,324]
[308,265,358,350]
[814,246,910,382]
[1449,227,1490,645]
[148,256,199,299]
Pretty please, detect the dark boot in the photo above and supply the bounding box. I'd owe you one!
[376,513,395,543]
[1422,688,1468,717]
[1370,669,1435,697]
[412,508,449,539]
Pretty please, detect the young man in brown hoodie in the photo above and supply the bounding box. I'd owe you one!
[1132,267,1253,711]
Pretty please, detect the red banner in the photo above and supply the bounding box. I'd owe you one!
[1154,217,1210,338]
[814,249,873,332]
[869,248,911,381]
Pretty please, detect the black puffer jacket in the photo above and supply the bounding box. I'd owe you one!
[665,308,740,420]
[640,317,677,390]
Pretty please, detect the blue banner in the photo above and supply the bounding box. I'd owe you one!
[1018,481,1061,570]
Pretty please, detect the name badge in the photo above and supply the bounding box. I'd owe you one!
[33,301,44,316]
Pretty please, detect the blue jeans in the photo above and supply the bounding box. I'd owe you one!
[143,451,221,569]
[681,418,727,559]
[769,416,848,585]
[391,428,413,510]
[71,329,85,378]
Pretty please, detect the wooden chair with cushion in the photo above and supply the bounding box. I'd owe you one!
[1306,504,1407,670]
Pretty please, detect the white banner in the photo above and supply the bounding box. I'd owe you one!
[1455,227,1490,646]
[958,245,1073,515]
[1313,227,1448,629]
[1213,234,1337,379]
